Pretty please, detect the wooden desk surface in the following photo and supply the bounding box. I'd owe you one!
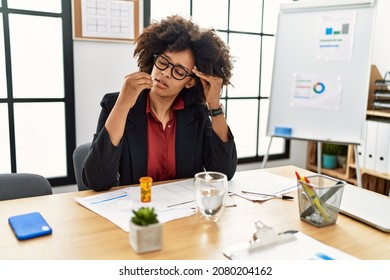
[0,165,389,260]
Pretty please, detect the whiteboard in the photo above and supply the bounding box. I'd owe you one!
[266,0,377,145]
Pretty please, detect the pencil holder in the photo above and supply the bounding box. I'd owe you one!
[297,174,345,227]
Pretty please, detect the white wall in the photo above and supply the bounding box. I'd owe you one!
[371,0,390,75]
[72,0,390,173]
[73,40,137,145]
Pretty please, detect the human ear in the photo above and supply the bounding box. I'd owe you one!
[185,78,197,89]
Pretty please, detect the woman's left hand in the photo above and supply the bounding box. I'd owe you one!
[192,66,223,108]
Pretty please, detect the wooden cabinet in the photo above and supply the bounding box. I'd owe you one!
[306,141,355,184]
[307,140,390,195]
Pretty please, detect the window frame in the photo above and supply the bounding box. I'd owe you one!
[0,0,76,186]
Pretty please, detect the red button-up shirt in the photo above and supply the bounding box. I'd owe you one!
[146,96,184,182]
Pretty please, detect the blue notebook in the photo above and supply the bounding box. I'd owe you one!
[8,212,52,240]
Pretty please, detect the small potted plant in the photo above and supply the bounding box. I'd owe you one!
[336,145,348,169]
[129,207,162,253]
[322,143,340,169]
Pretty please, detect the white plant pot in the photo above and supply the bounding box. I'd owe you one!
[129,222,162,253]
[337,155,347,169]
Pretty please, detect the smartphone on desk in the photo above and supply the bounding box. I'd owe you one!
[8,212,52,240]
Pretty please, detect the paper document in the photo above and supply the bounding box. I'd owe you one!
[223,231,358,260]
[81,0,135,39]
[75,179,235,232]
[75,179,198,232]
[228,170,297,201]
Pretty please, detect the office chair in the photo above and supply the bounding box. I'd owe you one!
[73,142,91,191]
[0,173,52,201]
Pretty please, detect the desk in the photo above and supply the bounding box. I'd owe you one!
[0,165,389,260]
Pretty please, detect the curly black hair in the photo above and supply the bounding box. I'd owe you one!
[134,15,233,104]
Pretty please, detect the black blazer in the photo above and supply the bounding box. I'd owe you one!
[83,91,237,191]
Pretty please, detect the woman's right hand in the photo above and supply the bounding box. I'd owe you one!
[117,72,153,109]
[105,72,152,146]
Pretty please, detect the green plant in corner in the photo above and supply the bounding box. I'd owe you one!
[338,145,348,156]
[322,143,342,155]
[131,207,159,226]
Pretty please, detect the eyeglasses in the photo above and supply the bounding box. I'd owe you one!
[153,54,194,80]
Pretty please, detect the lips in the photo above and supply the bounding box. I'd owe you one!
[153,77,168,88]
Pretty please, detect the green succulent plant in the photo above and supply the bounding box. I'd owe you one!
[322,143,345,155]
[131,207,159,226]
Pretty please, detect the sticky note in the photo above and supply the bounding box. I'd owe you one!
[274,127,292,136]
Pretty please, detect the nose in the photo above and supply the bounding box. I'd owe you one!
[161,70,170,78]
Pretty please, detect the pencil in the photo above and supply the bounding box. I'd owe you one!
[241,190,294,200]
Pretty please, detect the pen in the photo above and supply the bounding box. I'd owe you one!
[295,171,330,221]
[241,190,294,200]
[90,193,128,204]
[166,200,195,208]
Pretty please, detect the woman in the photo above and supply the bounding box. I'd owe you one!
[83,15,237,191]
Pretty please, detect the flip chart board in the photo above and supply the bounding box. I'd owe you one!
[266,0,377,144]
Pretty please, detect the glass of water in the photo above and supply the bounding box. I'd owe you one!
[194,171,228,222]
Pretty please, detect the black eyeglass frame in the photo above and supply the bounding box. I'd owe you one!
[153,54,194,80]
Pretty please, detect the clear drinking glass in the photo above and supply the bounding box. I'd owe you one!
[194,171,228,222]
